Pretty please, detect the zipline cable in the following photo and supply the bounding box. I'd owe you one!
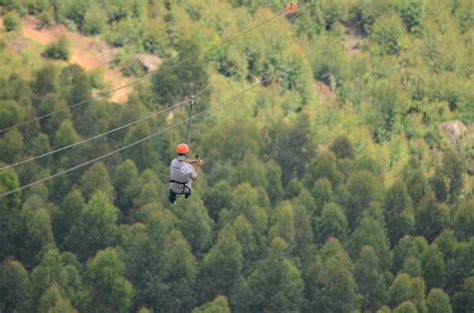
[0,82,263,199]
[0,12,368,199]
[0,7,291,134]
[183,8,307,146]
[0,50,259,172]
[0,9,309,172]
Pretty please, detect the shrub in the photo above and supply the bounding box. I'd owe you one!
[3,11,22,32]
[371,14,405,55]
[82,8,107,35]
[44,36,71,61]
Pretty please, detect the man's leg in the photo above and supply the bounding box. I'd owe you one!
[184,190,192,199]
[169,190,177,203]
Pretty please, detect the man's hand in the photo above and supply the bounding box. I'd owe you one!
[197,160,205,167]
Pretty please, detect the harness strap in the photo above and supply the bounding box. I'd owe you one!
[169,179,191,194]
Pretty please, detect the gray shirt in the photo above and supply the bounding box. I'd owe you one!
[169,159,197,193]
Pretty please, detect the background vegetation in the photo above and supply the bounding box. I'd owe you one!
[0,0,473,312]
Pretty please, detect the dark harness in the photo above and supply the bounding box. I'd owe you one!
[169,179,191,194]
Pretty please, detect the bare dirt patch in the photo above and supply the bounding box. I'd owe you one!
[314,80,336,104]
[343,23,363,58]
[3,15,134,103]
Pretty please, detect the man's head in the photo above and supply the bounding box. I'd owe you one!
[176,143,189,160]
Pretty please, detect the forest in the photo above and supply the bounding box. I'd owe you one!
[0,0,473,312]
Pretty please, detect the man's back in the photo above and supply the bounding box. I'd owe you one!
[170,159,196,193]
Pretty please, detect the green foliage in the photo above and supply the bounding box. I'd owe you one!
[306,238,359,313]
[0,129,25,164]
[122,58,147,77]
[1,2,474,312]
[355,246,389,312]
[203,118,262,165]
[193,296,231,313]
[415,195,450,242]
[113,159,140,217]
[52,189,85,250]
[66,191,118,261]
[426,288,452,313]
[32,64,58,97]
[384,180,415,246]
[453,276,474,313]
[16,207,55,269]
[38,283,76,313]
[312,41,350,89]
[44,36,71,61]
[240,239,304,313]
[366,80,406,143]
[79,248,134,313]
[230,183,268,237]
[123,124,158,170]
[153,39,209,106]
[348,215,392,270]
[405,169,431,207]
[198,226,243,305]
[442,149,465,203]
[0,100,26,132]
[0,260,32,313]
[304,151,342,190]
[3,11,22,32]
[312,178,332,211]
[79,161,116,202]
[330,135,355,159]
[82,8,107,35]
[0,167,21,259]
[421,244,446,291]
[174,195,213,256]
[395,0,425,33]
[30,249,79,312]
[393,301,418,313]
[389,273,425,309]
[267,112,316,184]
[371,14,406,55]
[345,170,382,228]
[454,198,474,241]
[315,202,348,244]
[53,120,80,149]
[269,201,296,251]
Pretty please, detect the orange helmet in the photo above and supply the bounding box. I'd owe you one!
[176,143,189,154]
[286,2,298,14]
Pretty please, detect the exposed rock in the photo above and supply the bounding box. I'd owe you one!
[134,54,162,72]
[440,120,467,144]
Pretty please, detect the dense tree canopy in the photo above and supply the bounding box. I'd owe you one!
[0,0,473,312]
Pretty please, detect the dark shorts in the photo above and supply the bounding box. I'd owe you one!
[169,189,192,203]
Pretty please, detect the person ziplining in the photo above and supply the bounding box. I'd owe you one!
[169,143,205,204]
[168,95,205,204]
[165,2,298,204]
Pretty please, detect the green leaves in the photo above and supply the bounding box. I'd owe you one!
[371,14,406,55]
[79,248,134,313]
[198,226,243,305]
[240,243,304,313]
[0,2,473,313]
[44,36,71,61]
[0,260,31,313]
[66,191,118,261]
[384,180,415,246]
[426,288,453,313]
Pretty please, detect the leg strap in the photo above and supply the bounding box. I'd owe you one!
[169,180,191,194]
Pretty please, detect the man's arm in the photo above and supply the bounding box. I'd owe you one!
[184,159,198,165]
[190,160,205,181]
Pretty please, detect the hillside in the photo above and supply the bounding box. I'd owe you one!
[0,1,473,313]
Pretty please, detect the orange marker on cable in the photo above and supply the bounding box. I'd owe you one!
[286,2,298,14]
